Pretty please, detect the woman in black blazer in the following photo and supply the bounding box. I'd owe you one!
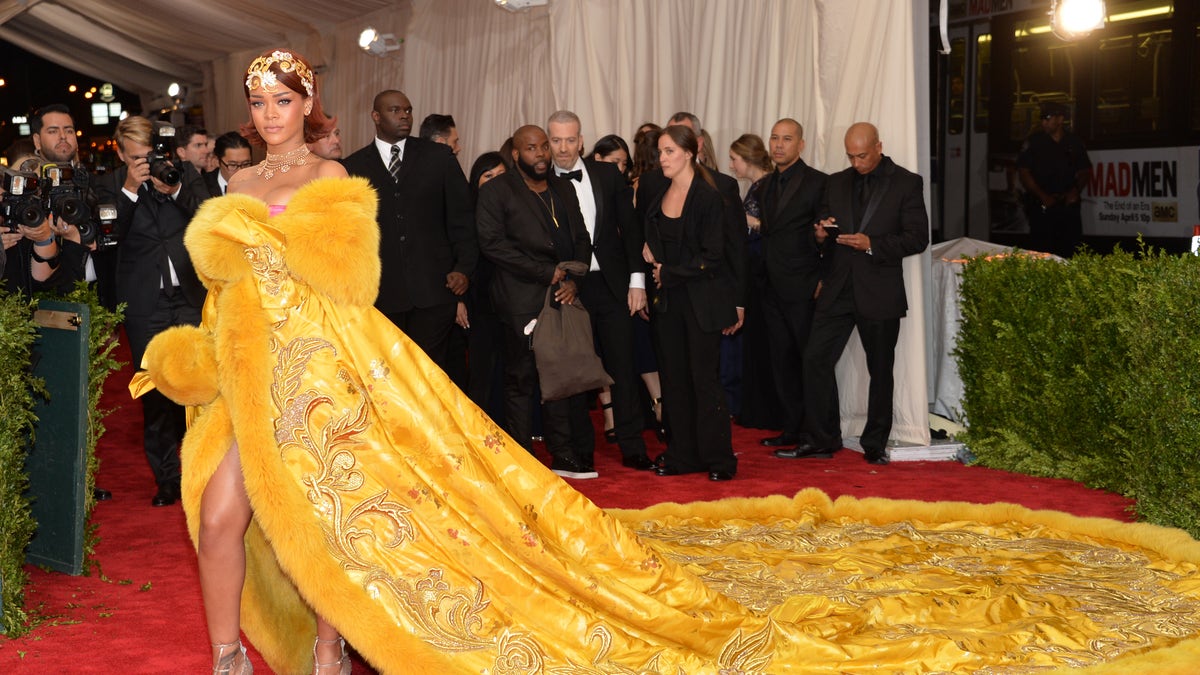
[643,125,737,481]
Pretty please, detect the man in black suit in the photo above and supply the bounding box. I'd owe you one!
[546,110,654,471]
[192,129,250,196]
[476,125,596,479]
[96,116,207,505]
[757,119,829,449]
[775,122,928,465]
[342,90,477,369]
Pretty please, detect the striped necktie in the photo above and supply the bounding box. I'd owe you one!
[388,144,402,181]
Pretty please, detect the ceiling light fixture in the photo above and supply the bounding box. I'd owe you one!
[1049,0,1106,41]
[494,0,549,11]
[359,27,402,56]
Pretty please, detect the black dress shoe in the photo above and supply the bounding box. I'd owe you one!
[773,443,838,459]
[151,487,177,507]
[864,452,890,465]
[93,487,112,501]
[621,454,656,471]
[759,433,799,447]
[708,470,736,481]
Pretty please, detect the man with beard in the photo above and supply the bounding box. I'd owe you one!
[476,125,596,479]
[343,90,476,369]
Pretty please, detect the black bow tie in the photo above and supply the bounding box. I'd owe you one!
[560,169,582,182]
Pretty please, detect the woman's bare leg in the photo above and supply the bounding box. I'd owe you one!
[198,442,252,669]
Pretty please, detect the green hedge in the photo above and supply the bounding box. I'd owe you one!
[0,284,123,636]
[0,292,42,636]
[956,247,1200,537]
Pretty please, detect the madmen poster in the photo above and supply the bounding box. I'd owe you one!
[1083,146,1200,238]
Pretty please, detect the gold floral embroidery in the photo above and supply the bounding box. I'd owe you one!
[245,242,288,297]
[272,337,416,571]
[363,568,492,651]
[494,631,544,674]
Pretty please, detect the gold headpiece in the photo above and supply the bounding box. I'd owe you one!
[245,50,314,97]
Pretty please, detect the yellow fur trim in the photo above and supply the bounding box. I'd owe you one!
[141,325,218,406]
[277,176,380,307]
[186,194,270,285]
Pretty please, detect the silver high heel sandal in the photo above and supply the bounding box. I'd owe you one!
[313,636,351,675]
[212,640,253,675]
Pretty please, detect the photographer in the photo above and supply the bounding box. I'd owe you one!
[94,115,206,507]
[3,108,92,297]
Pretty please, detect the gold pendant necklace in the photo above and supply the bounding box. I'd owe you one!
[257,146,311,181]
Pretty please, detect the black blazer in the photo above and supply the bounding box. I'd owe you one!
[637,167,747,308]
[643,173,736,333]
[476,170,591,319]
[760,159,829,303]
[576,159,641,298]
[816,156,928,321]
[94,165,206,317]
[342,137,477,313]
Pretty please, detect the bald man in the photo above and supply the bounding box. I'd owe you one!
[774,122,928,466]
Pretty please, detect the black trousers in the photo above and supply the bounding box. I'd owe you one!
[384,301,457,371]
[466,305,506,428]
[580,272,646,459]
[499,315,593,462]
[801,283,900,453]
[760,285,817,437]
[125,288,201,491]
[1027,202,1082,259]
[652,288,735,474]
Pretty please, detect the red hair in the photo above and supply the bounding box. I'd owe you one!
[238,48,336,146]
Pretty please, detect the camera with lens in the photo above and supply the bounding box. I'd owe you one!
[40,163,90,230]
[0,167,45,232]
[148,123,180,186]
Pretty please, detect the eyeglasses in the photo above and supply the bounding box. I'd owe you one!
[221,159,254,170]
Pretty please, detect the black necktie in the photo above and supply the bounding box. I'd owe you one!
[858,174,872,206]
[388,145,402,182]
[561,169,582,182]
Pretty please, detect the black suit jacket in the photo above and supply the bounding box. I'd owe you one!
[476,171,591,319]
[816,156,928,320]
[93,165,206,317]
[643,173,737,333]
[760,159,829,303]
[637,167,747,308]
[570,159,640,298]
[342,137,477,313]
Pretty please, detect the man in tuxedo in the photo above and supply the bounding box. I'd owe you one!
[96,115,207,505]
[476,125,596,479]
[775,122,928,465]
[192,131,252,199]
[757,118,829,449]
[547,110,654,471]
[342,90,477,369]
[419,114,461,157]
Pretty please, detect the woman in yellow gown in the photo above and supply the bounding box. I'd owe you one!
[140,49,1200,675]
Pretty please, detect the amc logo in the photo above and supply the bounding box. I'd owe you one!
[1152,202,1178,222]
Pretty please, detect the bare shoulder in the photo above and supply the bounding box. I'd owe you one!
[314,156,347,179]
[226,166,258,195]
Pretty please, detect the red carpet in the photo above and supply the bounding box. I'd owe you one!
[2,340,1135,673]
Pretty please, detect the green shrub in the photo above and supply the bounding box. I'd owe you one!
[0,291,43,636]
[956,247,1200,536]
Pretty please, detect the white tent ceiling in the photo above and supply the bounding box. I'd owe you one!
[0,0,396,97]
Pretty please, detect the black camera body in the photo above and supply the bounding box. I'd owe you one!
[148,124,180,186]
[1,163,115,247]
[0,168,45,231]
